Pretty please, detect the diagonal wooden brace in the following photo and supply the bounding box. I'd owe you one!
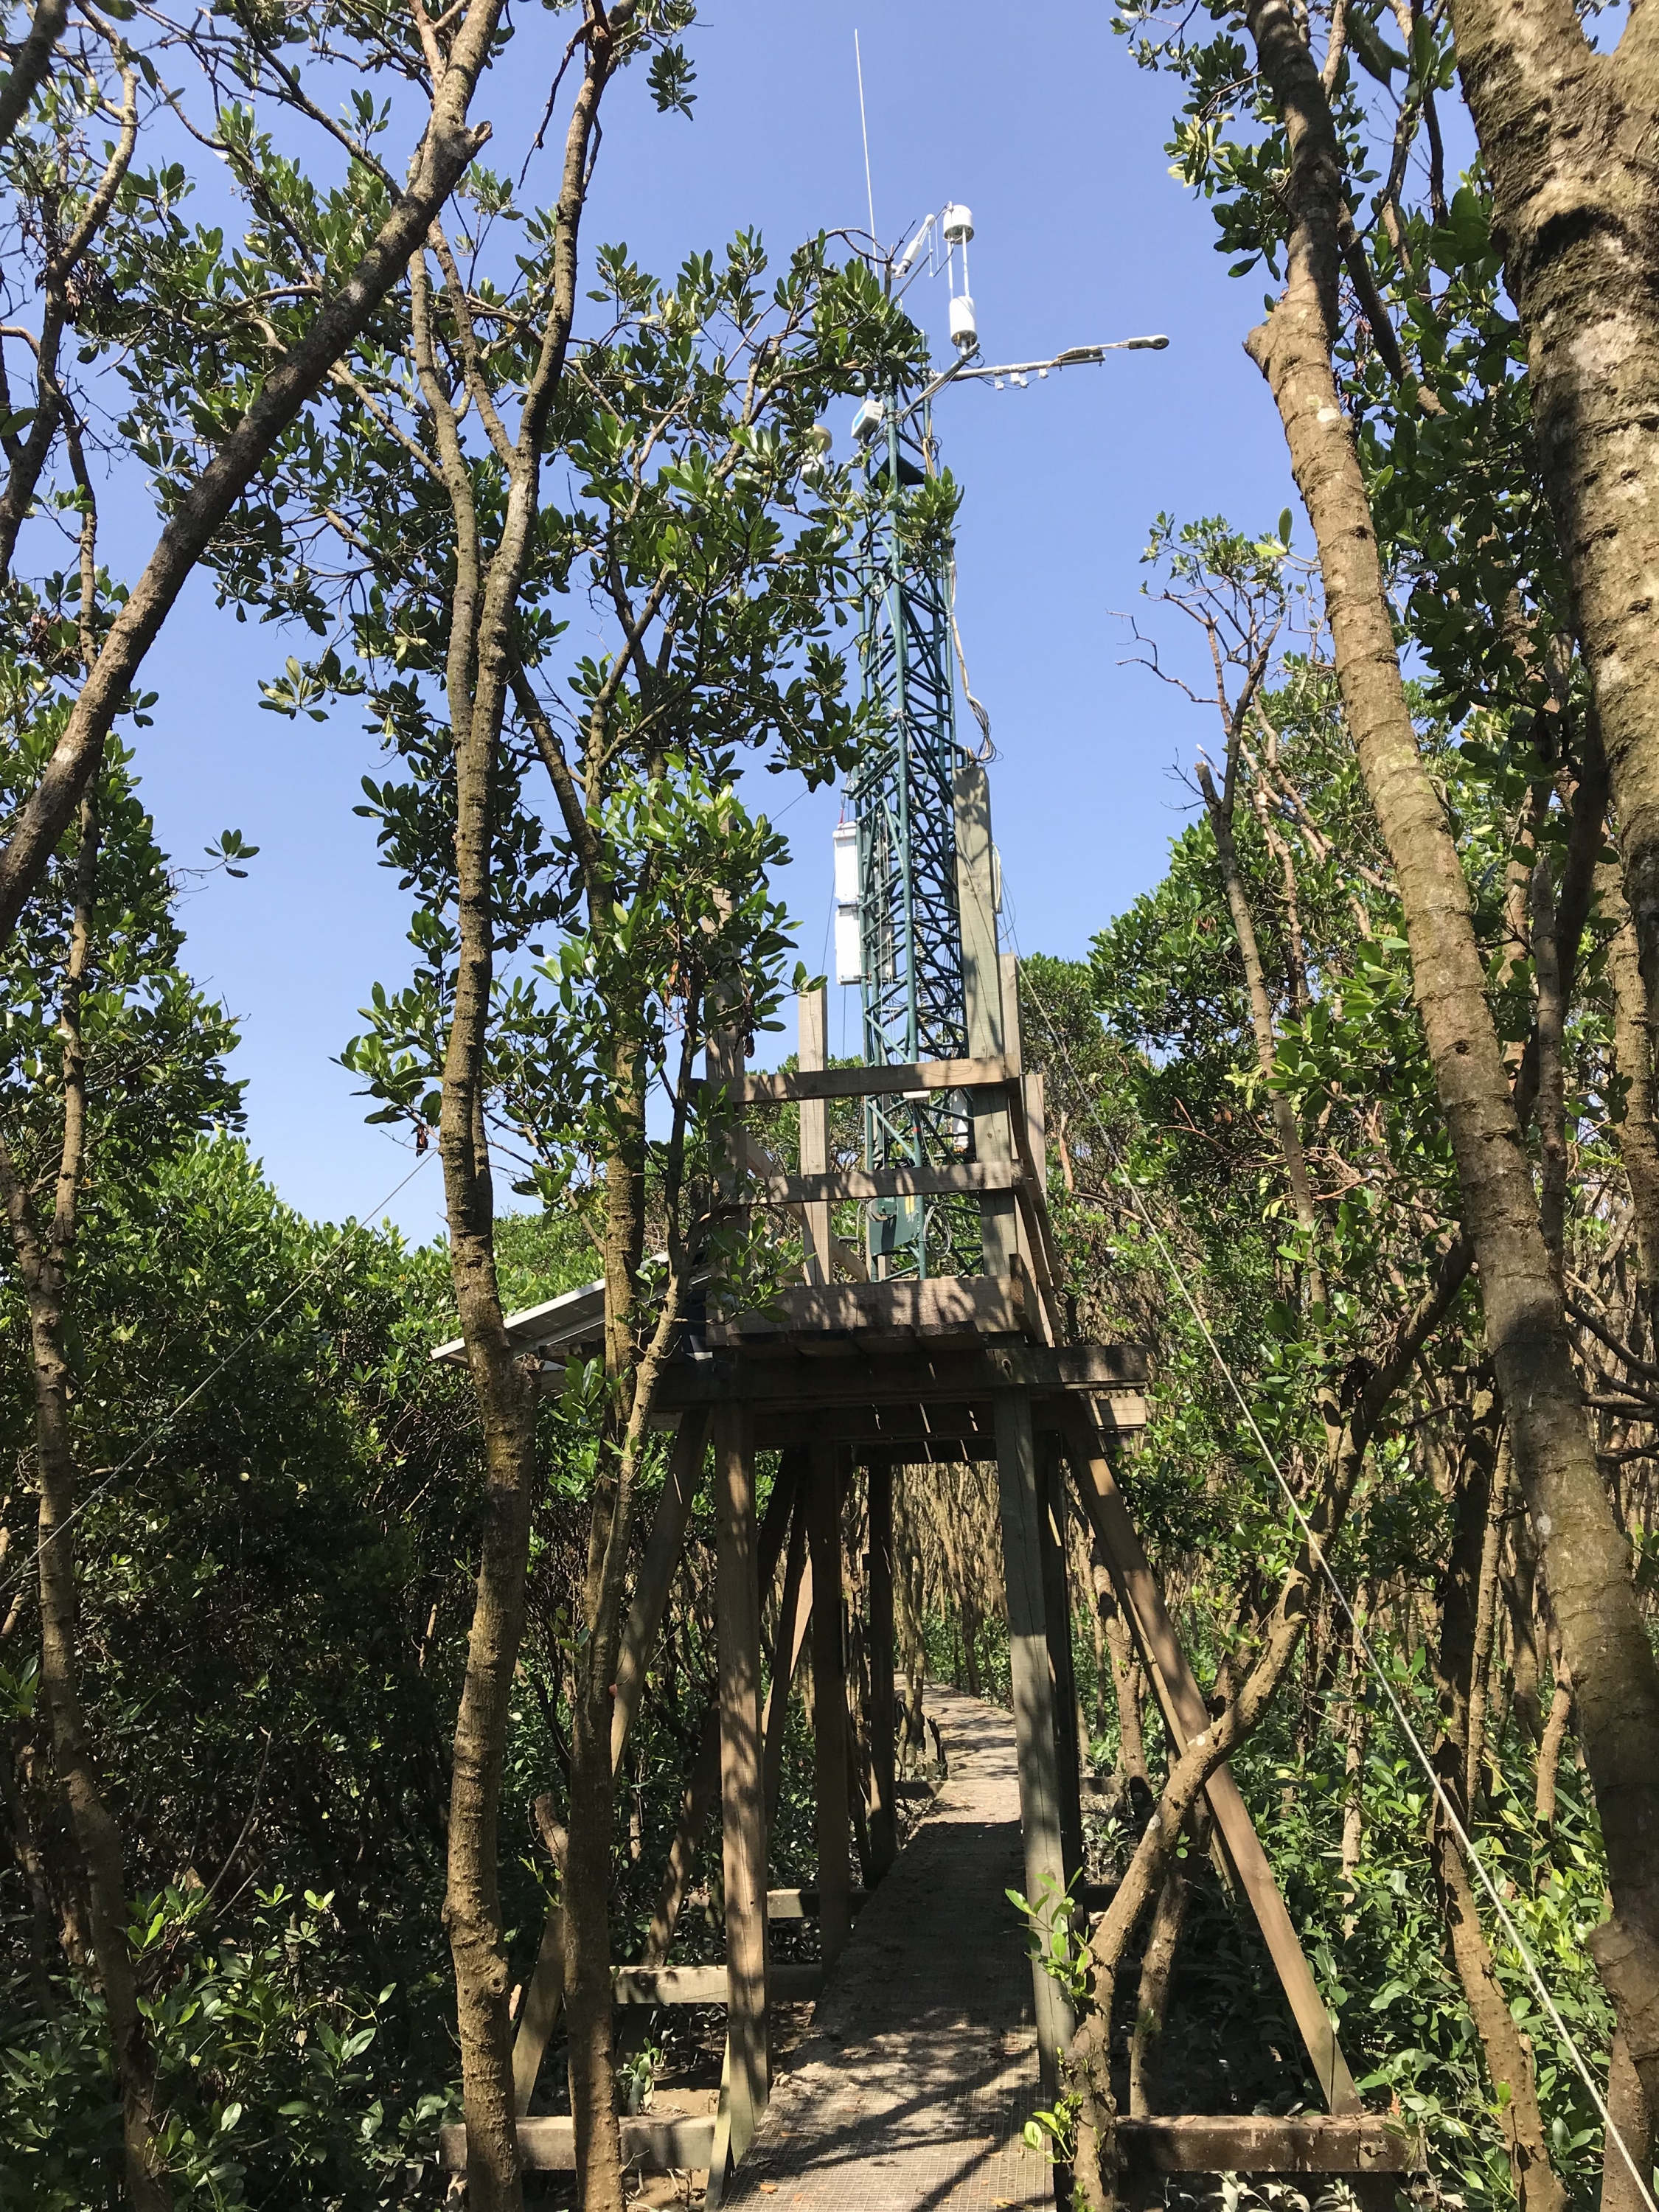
[1059,1398,1360,2113]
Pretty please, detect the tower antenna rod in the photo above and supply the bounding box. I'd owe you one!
[854,31,877,248]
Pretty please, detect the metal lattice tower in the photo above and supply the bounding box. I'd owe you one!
[846,388,976,1280]
[835,200,1166,1280]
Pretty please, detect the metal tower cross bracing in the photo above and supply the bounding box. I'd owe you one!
[846,386,975,1281]
[833,195,1167,1281]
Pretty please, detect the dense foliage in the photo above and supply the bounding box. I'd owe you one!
[1,3,1658,2212]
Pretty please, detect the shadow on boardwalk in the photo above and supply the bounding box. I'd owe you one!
[723,1686,1054,2212]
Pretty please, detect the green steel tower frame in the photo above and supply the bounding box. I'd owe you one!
[849,387,977,1279]
[841,226,1163,1278]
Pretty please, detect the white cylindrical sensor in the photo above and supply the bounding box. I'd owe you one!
[949,292,978,351]
[941,202,974,243]
[832,820,860,903]
[834,902,863,986]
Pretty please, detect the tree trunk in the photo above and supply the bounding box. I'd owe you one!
[1601,862,1659,1299]
[1197,758,1328,1318]
[1537,1663,1574,1828]
[0,1,508,953]
[1433,1798,1567,2212]
[891,1470,928,1759]
[1466,1432,1510,1812]
[1507,1509,1545,1746]
[563,1711,623,2212]
[1092,1542,1148,1788]
[424,24,625,2204]
[1128,1814,1202,2116]
[1602,2029,1655,2212]
[10,1212,170,2212]
[442,1253,539,2212]
[1444,0,1659,1036]
[1340,1685,1367,1937]
[0,1,69,160]
[1239,0,1659,2115]
[0,774,170,2212]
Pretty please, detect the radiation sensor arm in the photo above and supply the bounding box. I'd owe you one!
[896,332,1169,422]
[954,334,1171,386]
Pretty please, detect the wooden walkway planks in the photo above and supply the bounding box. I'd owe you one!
[722,1684,1051,2211]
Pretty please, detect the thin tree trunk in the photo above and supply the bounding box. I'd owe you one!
[891,1470,928,1758]
[1444,0,1659,1054]
[1128,1809,1205,2116]
[426,19,628,2207]
[0,771,170,2211]
[1537,1664,1574,1829]
[0,4,507,951]
[1340,1688,1367,1936]
[1066,1568,1315,2208]
[1238,0,1659,2115]
[1197,758,1329,1320]
[1433,1407,1567,2212]
[1532,865,1568,1279]
[1601,863,1659,1299]
[1092,1543,1148,1787]
[0,1731,60,2007]
[1335,1603,1370,1934]
[0,0,68,159]
[1508,1509,1545,1746]
[1433,1798,1567,2212]
[1466,1433,1510,1812]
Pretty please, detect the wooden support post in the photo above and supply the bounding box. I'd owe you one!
[715,1402,768,2166]
[1039,1431,1086,1893]
[956,761,1018,1279]
[642,1470,801,1971]
[798,987,833,1287]
[1060,1399,1360,2112]
[807,1439,852,1968]
[1001,950,1037,1304]
[995,1388,1075,2097]
[866,1454,898,1880]
[1002,950,1045,1180]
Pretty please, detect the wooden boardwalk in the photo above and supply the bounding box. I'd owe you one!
[723,1685,1053,2211]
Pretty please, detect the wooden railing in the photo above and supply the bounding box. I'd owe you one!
[706,1008,1067,1348]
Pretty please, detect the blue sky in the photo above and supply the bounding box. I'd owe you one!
[117,2,1304,1241]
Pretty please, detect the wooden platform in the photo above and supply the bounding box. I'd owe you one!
[657,1329,1148,1458]
[705,1272,1030,1347]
